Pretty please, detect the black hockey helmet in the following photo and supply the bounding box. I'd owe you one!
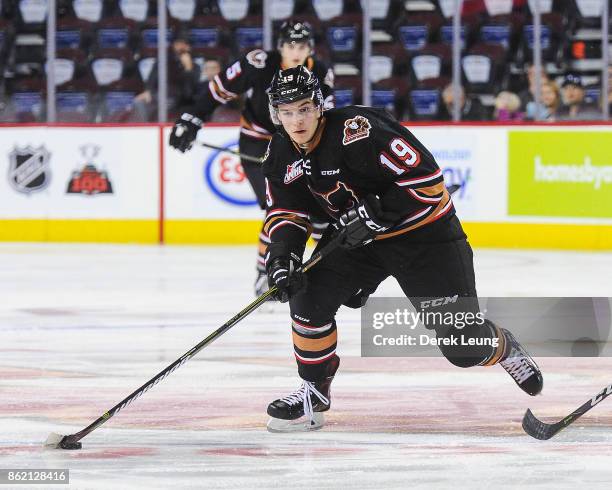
[277,19,314,50]
[268,66,324,125]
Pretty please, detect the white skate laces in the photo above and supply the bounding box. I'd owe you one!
[500,349,535,385]
[280,381,329,425]
[266,381,330,432]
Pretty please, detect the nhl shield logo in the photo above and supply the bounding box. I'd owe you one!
[8,146,51,194]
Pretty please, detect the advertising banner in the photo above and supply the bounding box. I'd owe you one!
[1,124,610,248]
[508,130,612,219]
[164,127,262,220]
[0,127,159,219]
[0,126,159,242]
[411,127,507,221]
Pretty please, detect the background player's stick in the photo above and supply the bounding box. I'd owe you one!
[522,382,612,440]
[199,141,262,163]
[44,235,342,450]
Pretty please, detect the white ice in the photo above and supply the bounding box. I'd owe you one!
[0,243,611,489]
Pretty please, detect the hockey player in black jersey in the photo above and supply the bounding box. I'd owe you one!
[262,66,544,432]
[168,20,334,296]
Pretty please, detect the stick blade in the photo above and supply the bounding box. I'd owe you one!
[44,432,82,450]
[522,409,558,440]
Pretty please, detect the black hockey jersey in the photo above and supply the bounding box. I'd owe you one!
[262,106,456,256]
[192,49,334,140]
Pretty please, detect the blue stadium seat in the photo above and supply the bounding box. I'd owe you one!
[327,25,357,52]
[98,79,142,121]
[398,25,428,51]
[139,26,173,49]
[98,27,130,48]
[56,17,91,50]
[56,90,94,121]
[102,90,135,120]
[8,77,45,121]
[440,24,467,50]
[518,12,566,65]
[409,89,441,119]
[333,88,353,107]
[189,26,220,47]
[235,25,263,52]
[371,76,408,119]
[333,74,362,106]
[326,15,361,66]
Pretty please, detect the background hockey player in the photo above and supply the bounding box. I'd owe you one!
[262,66,544,432]
[169,20,334,296]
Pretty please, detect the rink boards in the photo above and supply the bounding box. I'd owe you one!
[0,123,611,249]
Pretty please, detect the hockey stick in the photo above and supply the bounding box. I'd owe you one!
[199,141,262,163]
[45,235,342,450]
[522,382,612,440]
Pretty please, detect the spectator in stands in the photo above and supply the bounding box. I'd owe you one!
[439,84,489,121]
[518,64,550,112]
[493,91,524,121]
[132,34,201,121]
[556,73,601,121]
[525,81,561,121]
[202,57,222,82]
[198,57,240,122]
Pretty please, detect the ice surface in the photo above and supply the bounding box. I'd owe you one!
[1,243,611,489]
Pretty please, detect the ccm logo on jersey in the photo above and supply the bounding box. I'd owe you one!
[420,296,459,309]
[342,115,371,145]
[321,169,340,176]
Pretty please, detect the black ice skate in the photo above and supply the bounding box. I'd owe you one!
[499,328,543,396]
[267,355,339,432]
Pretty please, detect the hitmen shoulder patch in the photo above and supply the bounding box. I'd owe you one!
[342,115,371,145]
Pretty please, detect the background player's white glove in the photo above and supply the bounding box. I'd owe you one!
[169,113,203,153]
[337,195,400,249]
[265,243,306,302]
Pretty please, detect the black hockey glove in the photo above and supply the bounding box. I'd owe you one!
[336,195,400,249]
[265,243,306,303]
[169,113,203,153]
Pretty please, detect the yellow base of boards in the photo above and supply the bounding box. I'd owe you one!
[1,219,610,250]
[0,219,159,244]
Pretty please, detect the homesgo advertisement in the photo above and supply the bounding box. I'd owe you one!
[508,131,612,218]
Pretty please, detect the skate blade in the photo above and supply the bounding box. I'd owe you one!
[266,413,325,433]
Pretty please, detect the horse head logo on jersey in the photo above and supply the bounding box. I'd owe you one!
[342,116,371,145]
